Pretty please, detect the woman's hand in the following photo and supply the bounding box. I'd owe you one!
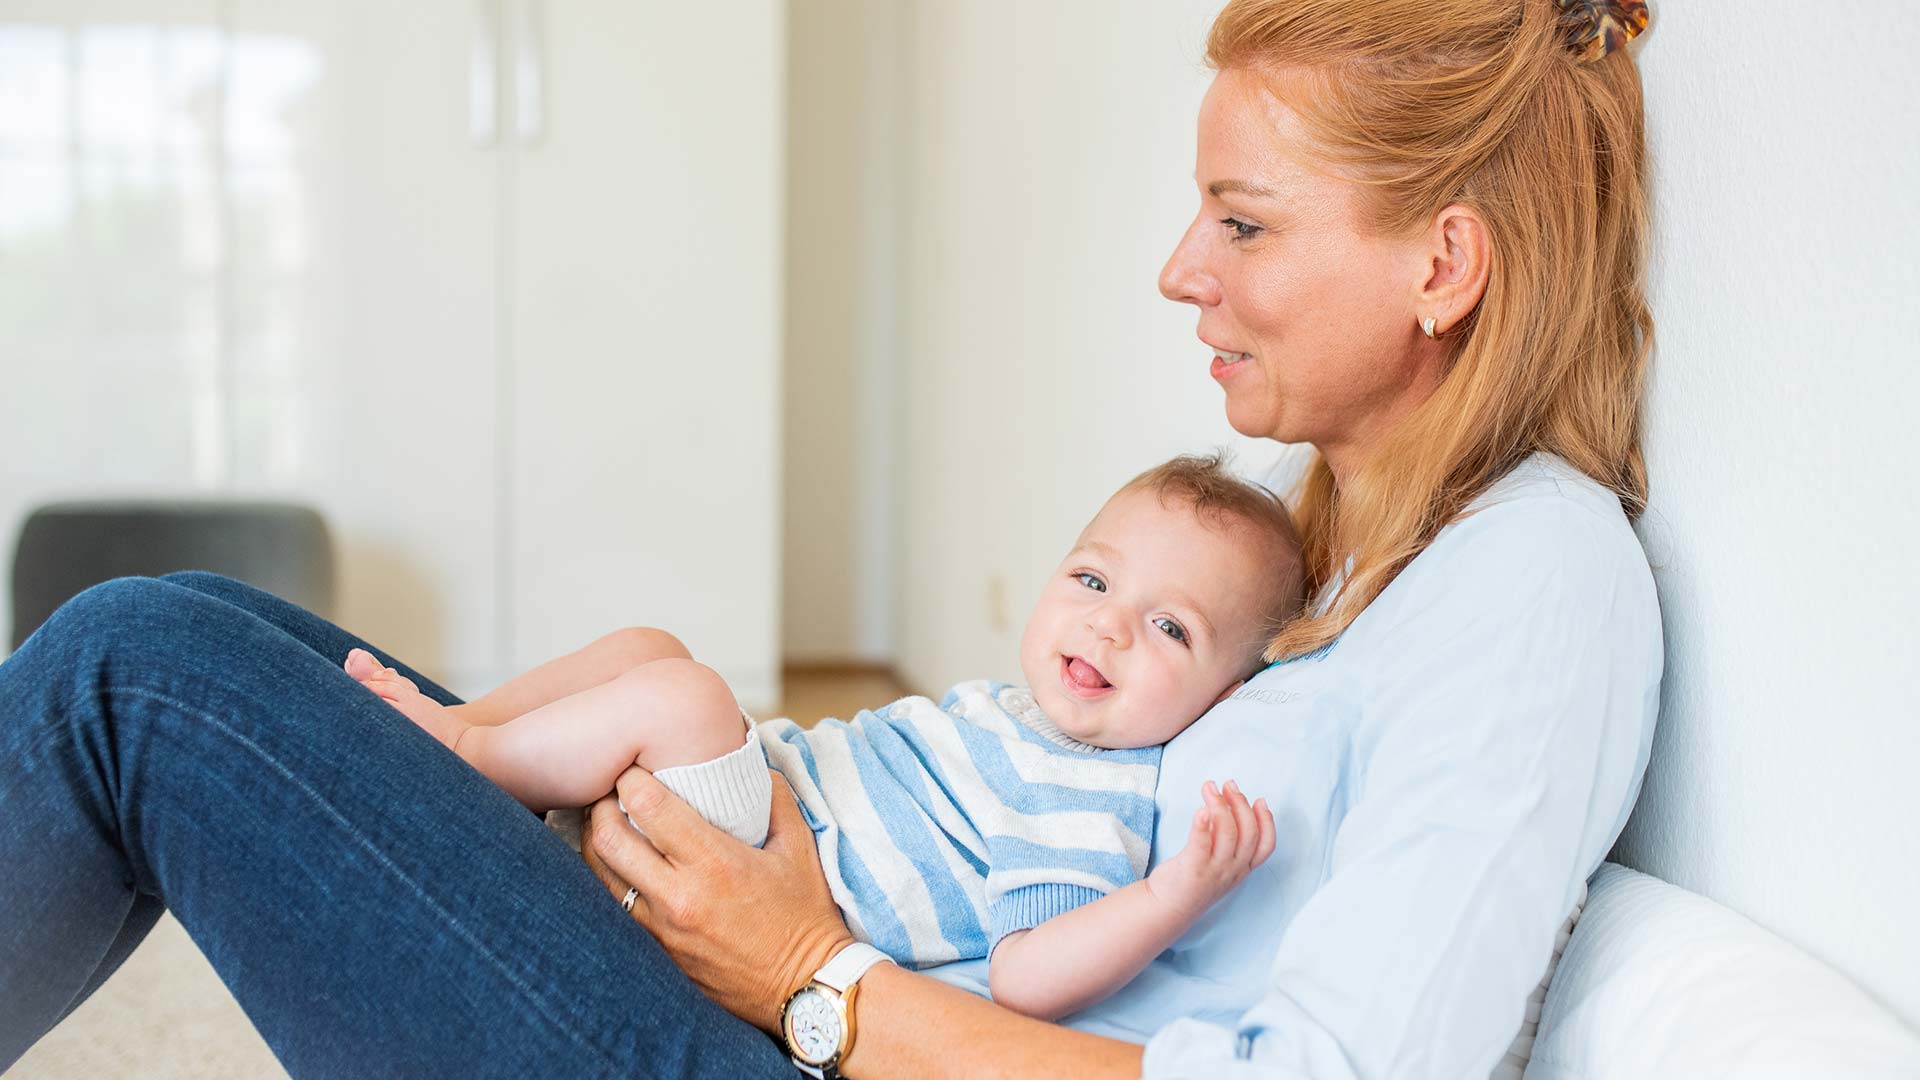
[580,766,856,1030]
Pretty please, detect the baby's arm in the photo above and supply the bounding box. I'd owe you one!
[987,781,1275,1021]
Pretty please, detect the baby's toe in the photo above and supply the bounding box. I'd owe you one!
[344,648,382,679]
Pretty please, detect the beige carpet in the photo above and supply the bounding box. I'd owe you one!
[8,913,283,1079]
[8,667,910,1078]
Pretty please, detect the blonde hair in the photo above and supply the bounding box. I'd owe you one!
[1117,451,1307,655]
[1205,0,1654,661]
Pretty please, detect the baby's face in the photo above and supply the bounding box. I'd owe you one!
[1018,488,1269,750]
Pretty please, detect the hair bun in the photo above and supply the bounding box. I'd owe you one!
[1554,0,1650,63]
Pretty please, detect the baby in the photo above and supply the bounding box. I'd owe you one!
[347,452,1305,1020]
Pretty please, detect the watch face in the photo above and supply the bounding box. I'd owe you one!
[784,987,842,1065]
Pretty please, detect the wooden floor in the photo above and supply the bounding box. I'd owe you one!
[767,663,912,727]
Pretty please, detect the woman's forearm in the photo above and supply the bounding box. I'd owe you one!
[838,963,1144,1080]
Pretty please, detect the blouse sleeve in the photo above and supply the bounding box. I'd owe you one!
[1142,496,1662,1079]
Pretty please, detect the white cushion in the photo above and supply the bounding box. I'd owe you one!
[1527,863,1920,1079]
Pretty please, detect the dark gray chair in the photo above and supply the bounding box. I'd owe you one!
[8,500,335,650]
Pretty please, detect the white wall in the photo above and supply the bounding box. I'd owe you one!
[1611,7,1920,1025]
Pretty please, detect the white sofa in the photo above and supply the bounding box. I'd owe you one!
[1525,863,1920,1079]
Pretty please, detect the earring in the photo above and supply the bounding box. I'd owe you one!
[1420,316,1438,339]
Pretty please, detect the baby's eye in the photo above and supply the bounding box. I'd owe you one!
[1218,216,1262,241]
[1154,616,1189,644]
[1074,572,1107,593]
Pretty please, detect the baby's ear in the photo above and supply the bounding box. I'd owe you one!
[1210,679,1245,707]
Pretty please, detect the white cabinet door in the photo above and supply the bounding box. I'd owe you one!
[507,0,785,709]
[0,0,505,690]
[1,0,785,705]
[224,0,503,694]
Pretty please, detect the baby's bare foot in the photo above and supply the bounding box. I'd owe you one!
[344,648,471,754]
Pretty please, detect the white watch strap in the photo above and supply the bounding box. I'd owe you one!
[814,942,891,994]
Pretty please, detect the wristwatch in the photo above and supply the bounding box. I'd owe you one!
[780,942,891,1078]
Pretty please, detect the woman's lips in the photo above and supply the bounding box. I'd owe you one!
[1061,655,1114,699]
[1210,349,1251,382]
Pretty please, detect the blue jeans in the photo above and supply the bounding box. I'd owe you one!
[0,573,792,1078]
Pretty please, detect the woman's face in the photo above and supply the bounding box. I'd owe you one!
[1160,69,1443,479]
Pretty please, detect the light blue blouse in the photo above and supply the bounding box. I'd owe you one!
[926,452,1663,1078]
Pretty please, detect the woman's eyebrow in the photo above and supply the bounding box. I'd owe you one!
[1207,178,1280,199]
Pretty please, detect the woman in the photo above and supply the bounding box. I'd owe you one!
[1,0,1660,1076]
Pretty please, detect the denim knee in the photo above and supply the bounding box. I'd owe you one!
[159,569,240,593]
[32,576,196,659]
[49,574,176,619]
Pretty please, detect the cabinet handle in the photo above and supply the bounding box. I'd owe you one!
[470,0,500,147]
[513,0,545,146]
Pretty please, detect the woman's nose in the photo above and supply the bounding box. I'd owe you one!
[1159,216,1220,307]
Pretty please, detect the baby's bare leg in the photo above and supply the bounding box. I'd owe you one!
[455,627,692,727]
[455,658,746,814]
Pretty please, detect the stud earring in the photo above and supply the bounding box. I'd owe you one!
[1421,316,1438,339]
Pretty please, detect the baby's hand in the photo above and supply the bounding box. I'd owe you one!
[1145,780,1276,921]
[344,648,469,754]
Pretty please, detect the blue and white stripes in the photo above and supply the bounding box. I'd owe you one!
[759,680,1161,969]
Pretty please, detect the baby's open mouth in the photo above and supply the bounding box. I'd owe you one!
[1061,655,1113,698]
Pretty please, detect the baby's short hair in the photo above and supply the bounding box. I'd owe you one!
[1117,451,1307,656]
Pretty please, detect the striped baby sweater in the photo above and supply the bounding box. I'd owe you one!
[758,680,1161,969]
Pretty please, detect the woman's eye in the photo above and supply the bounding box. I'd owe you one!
[1154,617,1189,644]
[1074,572,1107,592]
[1218,216,1262,241]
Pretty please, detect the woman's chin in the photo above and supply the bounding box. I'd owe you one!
[1223,400,1286,441]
